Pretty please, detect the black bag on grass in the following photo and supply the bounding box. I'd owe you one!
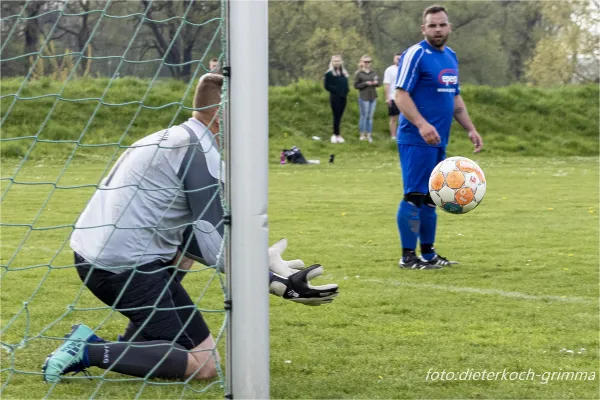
[283,146,307,164]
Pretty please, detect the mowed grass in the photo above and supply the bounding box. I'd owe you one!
[1,154,598,399]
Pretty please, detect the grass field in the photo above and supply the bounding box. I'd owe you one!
[1,151,598,399]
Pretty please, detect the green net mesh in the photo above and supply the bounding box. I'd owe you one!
[1,1,228,398]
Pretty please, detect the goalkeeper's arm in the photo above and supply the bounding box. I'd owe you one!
[180,232,339,305]
[179,144,338,305]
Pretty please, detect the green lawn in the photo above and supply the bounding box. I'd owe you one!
[1,154,598,399]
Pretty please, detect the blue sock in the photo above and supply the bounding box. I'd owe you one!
[419,204,437,260]
[397,200,420,255]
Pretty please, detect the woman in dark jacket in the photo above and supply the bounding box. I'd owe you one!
[324,55,350,144]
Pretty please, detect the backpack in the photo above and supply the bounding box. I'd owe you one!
[283,146,307,164]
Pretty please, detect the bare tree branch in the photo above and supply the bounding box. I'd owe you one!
[56,24,79,36]
[452,12,487,31]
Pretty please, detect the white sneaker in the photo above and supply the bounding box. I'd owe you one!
[359,134,366,141]
[330,135,338,144]
[337,136,345,143]
[367,135,373,143]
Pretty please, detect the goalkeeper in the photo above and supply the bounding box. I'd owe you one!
[42,73,338,383]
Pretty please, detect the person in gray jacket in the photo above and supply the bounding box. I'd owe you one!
[42,73,339,384]
[354,55,381,143]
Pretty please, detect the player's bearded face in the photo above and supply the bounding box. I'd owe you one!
[422,12,451,49]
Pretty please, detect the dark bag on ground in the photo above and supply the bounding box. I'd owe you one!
[283,146,307,164]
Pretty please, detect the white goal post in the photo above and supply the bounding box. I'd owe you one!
[226,0,270,398]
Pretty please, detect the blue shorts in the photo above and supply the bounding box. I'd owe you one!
[398,144,446,194]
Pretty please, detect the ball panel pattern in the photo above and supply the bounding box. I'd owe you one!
[428,156,486,214]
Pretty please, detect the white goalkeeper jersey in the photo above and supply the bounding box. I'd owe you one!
[70,118,224,272]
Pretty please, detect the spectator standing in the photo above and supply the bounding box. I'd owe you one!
[354,55,380,143]
[324,55,350,144]
[383,53,401,139]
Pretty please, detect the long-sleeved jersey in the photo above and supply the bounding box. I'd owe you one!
[70,118,224,273]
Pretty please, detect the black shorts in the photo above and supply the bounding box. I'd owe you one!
[75,253,210,350]
[388,100,400,116]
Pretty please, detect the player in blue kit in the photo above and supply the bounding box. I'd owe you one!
[394,5,483,270]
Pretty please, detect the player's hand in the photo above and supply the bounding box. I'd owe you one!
[268,238,305,277]
[386,99,392,106]
[268,239,339,305]
[468,130,483,153]
[269,264,339,306]
[418,122,441,145]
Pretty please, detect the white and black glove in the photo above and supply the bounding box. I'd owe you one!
[268,239,339,306]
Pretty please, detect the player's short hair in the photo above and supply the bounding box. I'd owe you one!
[422,4,447,23]
[193,73,223,118]
[209,57,218,63]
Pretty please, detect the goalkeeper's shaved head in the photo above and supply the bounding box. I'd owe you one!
[193,73,223,122]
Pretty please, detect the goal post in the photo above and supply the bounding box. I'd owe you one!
[0,0,270,398]
[226,0,270,398]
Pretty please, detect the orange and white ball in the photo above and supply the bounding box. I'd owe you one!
[428,156,486,214]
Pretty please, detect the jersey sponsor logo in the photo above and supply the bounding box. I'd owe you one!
[438,69,458,86]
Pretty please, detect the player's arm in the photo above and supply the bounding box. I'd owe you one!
[178,139,225,270]
[454,95,483,153]
[324,72,335,93]
[383,83,391,104]
[395,89,426,128]
[394,47,440,145]
[395,89,440,145]
[179,136,338,305]
[383,68,392,104]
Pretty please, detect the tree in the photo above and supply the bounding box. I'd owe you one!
[526,0,600,86]
[53,0,98,75]
[496,1,543,82]
[268,1,377,85]
[139,0,221,81]
[302,27,375,80]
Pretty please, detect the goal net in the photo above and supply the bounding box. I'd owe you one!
[1,0,269,398]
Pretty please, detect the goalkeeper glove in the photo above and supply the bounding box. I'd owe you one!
[268,239,339,306]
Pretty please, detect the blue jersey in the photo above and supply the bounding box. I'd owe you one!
[395,40,460,147]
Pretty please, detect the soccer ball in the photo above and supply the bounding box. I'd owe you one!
[428,156,486,214]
